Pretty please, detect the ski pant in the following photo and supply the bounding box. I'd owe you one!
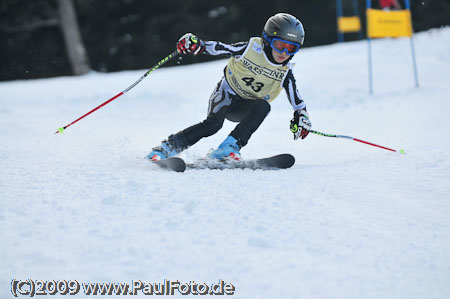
[166,77,271,151]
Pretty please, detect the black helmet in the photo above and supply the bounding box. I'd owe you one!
[263,13,305,47]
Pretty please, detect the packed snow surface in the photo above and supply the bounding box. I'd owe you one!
[2,28,450,298]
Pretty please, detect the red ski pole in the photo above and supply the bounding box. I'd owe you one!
[55,50,179,134]
[309,129,406,154]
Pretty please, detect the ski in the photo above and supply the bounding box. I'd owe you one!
[187,154,295,170]
[151,157,186,172]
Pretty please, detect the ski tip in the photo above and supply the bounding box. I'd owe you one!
[173,159,186,172]
[398,149,406,155]
[279,153,295,168]
[151,157,186,172]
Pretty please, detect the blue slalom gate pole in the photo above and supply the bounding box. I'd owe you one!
[405,0,420,87]
[336,0,344,42]
[366,0,374,94]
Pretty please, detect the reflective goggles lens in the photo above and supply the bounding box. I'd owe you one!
[270,38,300,55]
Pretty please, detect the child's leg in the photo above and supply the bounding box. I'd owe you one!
[147,78,234,159]
[166,77,237,150]
[226,99,271,147]
[167,110,227,150]
[207,99,270,160]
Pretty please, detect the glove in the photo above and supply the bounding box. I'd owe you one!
[176,33,205,55]
[290,109,311,140]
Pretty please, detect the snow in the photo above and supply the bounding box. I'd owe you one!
[2,28,450,298]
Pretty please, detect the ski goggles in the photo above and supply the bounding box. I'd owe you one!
[270,38,301,55]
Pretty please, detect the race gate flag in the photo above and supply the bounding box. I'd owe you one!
[365,0,419,94]
[336,0,363,42]
[367,9,412,38]
[338,16,362,33]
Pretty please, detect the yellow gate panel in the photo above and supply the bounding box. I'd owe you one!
[367,9,412,38]
[338,16,362,33]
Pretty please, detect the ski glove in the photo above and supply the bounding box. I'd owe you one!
[176,33,205,55]
[290,109,311,140]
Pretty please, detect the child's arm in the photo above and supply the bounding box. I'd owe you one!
[283,70,311,140]
[203,40,248,57]
[283,70,306,112]
[176,32,248,58]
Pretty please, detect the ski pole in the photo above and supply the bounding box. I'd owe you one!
[309,129,405,154]
[55,50,179,134]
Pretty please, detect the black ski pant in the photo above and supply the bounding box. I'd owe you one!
[166,78,271,151]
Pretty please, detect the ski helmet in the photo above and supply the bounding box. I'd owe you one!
[263,13,305,47]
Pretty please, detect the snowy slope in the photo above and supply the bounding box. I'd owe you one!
[1,28,450,298]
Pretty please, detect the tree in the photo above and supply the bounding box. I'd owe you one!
[0,0,90,77]
[57,0,90,75]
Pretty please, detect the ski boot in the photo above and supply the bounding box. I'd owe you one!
[146,140,180,161]
[208,135,241,160]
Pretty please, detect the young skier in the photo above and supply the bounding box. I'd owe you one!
[147,13,311,161]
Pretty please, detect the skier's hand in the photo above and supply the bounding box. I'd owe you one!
[176,33,205,55]
[290,109,311,140]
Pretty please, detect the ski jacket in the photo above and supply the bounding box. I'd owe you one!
[203,38,307,112]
